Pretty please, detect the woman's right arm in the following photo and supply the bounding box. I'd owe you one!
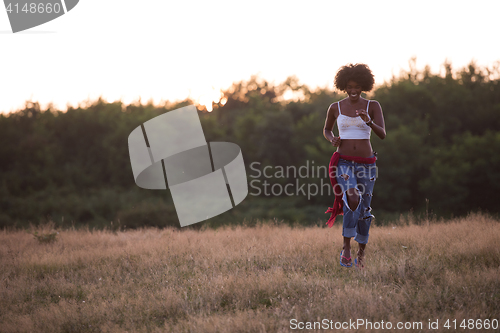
[323,103,341,147]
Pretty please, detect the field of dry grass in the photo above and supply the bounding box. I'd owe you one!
[1,213,499,332]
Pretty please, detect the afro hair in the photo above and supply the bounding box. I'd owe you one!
[334,63,375,92]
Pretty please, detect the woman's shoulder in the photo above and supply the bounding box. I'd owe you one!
[366,100,382,117]
[366,99,381,108]
[330,98,348,108]
[328,100,341,109]
[327,101,341,118]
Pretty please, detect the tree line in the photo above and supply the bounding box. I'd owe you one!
[1,60,499,229]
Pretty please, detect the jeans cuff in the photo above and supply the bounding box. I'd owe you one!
[342,227,356,238]
[354,233,369,244]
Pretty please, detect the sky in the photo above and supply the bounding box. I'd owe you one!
[1,0,499,113]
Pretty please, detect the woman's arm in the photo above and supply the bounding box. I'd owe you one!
[323,103,341,147]
[356,100,386,140]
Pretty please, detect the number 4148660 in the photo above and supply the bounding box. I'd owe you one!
[444,319,498,330]
[5,2,62,14]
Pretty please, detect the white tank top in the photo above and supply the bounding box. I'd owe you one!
[336,100,372,139]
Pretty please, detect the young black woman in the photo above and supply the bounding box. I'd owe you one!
[323,63,386,268]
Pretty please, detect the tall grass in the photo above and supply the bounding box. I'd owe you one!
[0,213,499,332]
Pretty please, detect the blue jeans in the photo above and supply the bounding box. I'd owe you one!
[335,157,377,244]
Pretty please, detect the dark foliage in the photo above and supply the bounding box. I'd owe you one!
[1,61,499,229]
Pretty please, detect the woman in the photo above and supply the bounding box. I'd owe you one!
[323,63,386,268]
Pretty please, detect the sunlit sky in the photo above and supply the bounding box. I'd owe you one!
[1,0,499,113]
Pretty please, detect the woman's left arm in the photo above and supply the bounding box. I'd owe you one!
[356,101,386,140]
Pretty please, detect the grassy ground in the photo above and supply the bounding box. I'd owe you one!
[1,213,499,332]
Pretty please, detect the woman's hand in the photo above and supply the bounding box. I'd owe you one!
[356,109,371,123]
[330,136,341,147]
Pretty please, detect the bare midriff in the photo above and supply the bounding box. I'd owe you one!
[337,139,373,158]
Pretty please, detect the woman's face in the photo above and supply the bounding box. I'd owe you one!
[346,80,362,102]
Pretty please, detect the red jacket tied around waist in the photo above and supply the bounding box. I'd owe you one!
[325,152,377,227]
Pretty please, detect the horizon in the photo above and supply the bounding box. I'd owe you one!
[2,0,500,114]
[3,58,499,115]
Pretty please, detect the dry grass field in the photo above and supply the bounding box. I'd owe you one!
[1,213,499,333]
